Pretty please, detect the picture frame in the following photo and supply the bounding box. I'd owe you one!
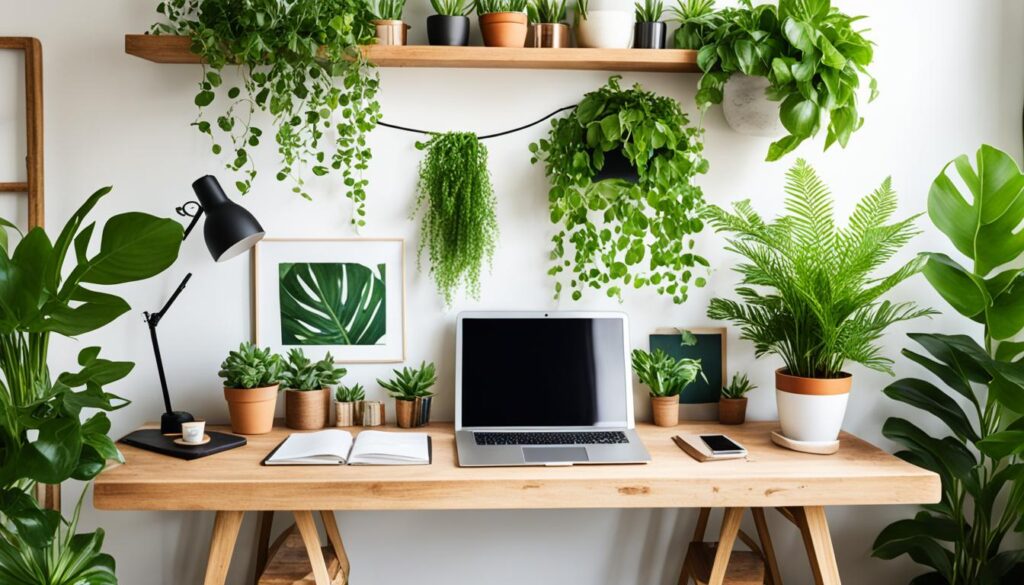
[650,327,727,420]
[252,238,406,363]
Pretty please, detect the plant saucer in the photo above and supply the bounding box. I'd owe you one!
[770,430,839,455]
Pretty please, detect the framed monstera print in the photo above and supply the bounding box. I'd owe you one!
[252,238,406,363]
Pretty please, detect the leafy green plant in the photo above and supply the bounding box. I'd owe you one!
[706,159,932,379]
[872,145,1024,584]
[574,0,588,22]
[335,383,366,402]
[634,0,664,23]
[0,187,184,583]
[279,262,387,345]
[632,349,702,398]
[528,0,567,24]
[721,372,756,399]
[378,362,438,401]
[476,0,528,14]
[281,349,347,391]
[218,342,284,389]
[414,132,499,306]
[670,0,721,49]
[695,0,877,161]
[370,0,406,20]
[530,76,709,303]
[152,0,381,226]
[431,0,472,16]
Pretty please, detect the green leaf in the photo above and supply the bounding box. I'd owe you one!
[883,378,979,443]
[70,212,183,287]
[280,262,386,345]
[921,252,988,319]
[978,430,1024,459]
[0,488,60,548]
[988,274,1024,340]
[19,417,82,484]
[779,94,820,137]
[782,18,816,53]
[194,90,215,107]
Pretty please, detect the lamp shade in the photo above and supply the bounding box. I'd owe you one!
[191,175,265,262]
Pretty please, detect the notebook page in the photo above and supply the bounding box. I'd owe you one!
[266,429,353,465]
[348,431,429,465]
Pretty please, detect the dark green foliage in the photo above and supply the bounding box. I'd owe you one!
[153,0,381,226]
[695,0,877,161]
[527,0,567,24]
[721,372,756,399]
[529,76,709,303]
[378,362,437,401]
[281,349,347,391]
[279,263,387,345]
[706,159,932,378]
[634,0,664,23]
[414,132,499,306]
[670,0,721,49]
[335,383,366,402]
[218,342,284,389]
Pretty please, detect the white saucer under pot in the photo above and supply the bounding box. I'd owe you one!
[775,368,851,444]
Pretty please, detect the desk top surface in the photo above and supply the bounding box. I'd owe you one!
[94,422,939,511]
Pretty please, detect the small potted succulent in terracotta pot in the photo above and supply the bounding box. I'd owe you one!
[527,0,570,48]
[379,361,437,429]
[219,342,284,435]
[632,348,702,427]
[335,383,366,427]
[429,0,473,46]
[371,0,410,46]
[477,0,529,47]
[633,0,666,48]
[719,373,756,425]
[282,349,347,431]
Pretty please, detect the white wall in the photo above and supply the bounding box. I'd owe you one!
[2,1,1022,583]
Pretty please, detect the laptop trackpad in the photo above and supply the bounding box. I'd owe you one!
[523,447,589,464]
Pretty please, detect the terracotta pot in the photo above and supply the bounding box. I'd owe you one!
[223,384,279,435]
[336,401,355,427]
[285,388,330,430]
[776,369,852,442]
[651,395,680,427]
[718,397,748,425]
[479,12,528,47]
[528,23,571,48]
[374,19,410,46]
[396,399,416,428]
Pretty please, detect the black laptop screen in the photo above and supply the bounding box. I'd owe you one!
[459,317,629,427]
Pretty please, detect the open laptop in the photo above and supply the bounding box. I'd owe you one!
[455,311,651,467]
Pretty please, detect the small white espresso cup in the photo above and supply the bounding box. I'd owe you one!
[181,421,206,444]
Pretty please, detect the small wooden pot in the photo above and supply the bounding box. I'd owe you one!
[335,401,355,427]
[651,395,680,427]
[479,12,528,47]
[224,384,279,435]
[396,399,416,429]
[374,19,409,46]
[362,401,385,427]
[718,397,748,425]
[285,388,330,430]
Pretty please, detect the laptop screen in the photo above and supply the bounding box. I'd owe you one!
[459,316,630,428]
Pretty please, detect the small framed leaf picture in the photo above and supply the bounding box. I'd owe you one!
[253,238,406,363]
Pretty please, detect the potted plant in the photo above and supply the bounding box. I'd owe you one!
[335,384,366,427]
[378,362,438,428]
[530,76,709,304]
[0,187,183,582]
[719,373,755,425]
[282,349,347,430]
[370,0,410,45]
[574,0,634,48]
[428,0,473,46]
[219,342,285,435]
[476,0,529,47]
[632,349,702,427]
[527,0,570,48]
[669,0,720,49]
[706,160,932,445]
[694,0,877,159]
[633,0,666,48]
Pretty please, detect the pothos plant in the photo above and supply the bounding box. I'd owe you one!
[152,0,381,226]
[695,0,877,161]
[530,76,709,303]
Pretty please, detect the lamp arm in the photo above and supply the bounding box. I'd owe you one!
[144,272,192,415]
[177,201,204,242]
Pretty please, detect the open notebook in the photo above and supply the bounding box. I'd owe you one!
[263,429,431,466]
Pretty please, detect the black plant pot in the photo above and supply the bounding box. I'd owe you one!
[594,148,639,184]
[634,22,667,49]
[428,15,471,46]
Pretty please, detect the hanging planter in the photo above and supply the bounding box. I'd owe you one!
[574,0,634,48]
[722,74,786,137]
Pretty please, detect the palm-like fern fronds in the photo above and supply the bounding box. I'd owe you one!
[706,159,934,378]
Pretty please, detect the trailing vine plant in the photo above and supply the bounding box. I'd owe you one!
[530,76,709,304]
[414,132,499,306]
[152,0,381,226]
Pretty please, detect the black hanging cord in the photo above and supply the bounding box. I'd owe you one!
[377,105,578,140]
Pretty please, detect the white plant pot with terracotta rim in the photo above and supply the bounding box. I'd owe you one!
[775,368,851,443]
[723,74,786,138]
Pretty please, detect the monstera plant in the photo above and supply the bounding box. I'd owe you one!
[0,188,184,583]
[873,145,1024,584]
[279,263,386,345]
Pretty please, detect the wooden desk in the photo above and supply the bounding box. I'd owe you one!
[95,422,939,585]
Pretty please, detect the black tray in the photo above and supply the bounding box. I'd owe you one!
[120,429,247,460]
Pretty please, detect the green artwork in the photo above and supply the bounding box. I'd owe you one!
[649,331,724,404]
[279,262,387,346]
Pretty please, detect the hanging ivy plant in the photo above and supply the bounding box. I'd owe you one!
[414,132,499,306]
[529,76,709,304]
[152,0,381,226]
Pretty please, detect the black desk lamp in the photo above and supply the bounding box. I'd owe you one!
[150,175,265,434]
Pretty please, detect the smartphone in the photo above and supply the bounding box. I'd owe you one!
[700,434,746,455]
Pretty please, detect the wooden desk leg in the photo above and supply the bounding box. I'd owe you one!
[253,511,275,585]
[752,508,782,585]
[293,511,332,585]
[320,510,351,583]
[793,506,841,585]
[204,511,244,585]
[707,507,745,585]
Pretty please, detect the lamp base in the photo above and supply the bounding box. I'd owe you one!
[160,411,195,435]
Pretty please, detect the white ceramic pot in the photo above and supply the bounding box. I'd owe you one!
[576,11,634,48]
[722,74,786,138]
[775,369,851,443]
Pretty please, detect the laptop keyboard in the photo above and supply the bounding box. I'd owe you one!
[473,431,629,446]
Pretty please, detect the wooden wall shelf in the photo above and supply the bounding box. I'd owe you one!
[124,34,699,73]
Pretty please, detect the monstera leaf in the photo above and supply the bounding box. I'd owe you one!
[279,262,386,346]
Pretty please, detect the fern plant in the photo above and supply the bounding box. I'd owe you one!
[706,159,933,379]
[378,362,438,401]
